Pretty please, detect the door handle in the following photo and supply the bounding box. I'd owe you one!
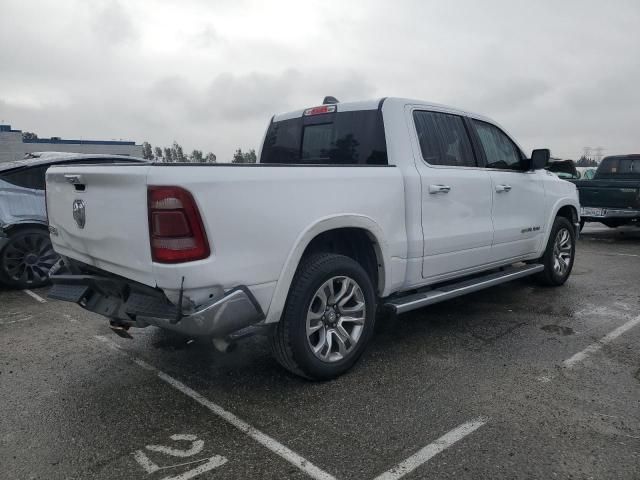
[495,184,512,193]
[429,184,451,194]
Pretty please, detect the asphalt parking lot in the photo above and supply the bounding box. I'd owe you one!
[1,224,639,480]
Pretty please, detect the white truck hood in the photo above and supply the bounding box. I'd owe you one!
[46,164,156,286]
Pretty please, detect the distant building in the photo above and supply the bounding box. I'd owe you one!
[0,124,143,162]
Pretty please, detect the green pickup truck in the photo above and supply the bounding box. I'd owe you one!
[573,155,640,229]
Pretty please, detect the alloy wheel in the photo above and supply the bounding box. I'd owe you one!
[305,276,367,362]
[552,227,572,277]
[2,233,58,286]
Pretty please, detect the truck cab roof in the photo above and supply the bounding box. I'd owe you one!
[269,97,525,160]
[273,97,495,124]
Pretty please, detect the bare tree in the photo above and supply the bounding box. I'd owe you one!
[172,141,186,162]
[232,148,256,163]
[142,142,154,160]
[22,131,38,141]
[190,149,203,163]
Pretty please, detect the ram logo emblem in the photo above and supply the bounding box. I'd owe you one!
[73,199,86,229]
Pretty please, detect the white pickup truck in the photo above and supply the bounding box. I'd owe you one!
[46,97,580,380]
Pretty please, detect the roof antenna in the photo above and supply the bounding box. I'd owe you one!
[322,96,339,105]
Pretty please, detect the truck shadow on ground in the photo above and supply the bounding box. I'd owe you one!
[132,275,577,393]
[580,225,640,243]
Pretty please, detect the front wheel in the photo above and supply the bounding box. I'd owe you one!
[270,253,376,380]
[535,216,576,286]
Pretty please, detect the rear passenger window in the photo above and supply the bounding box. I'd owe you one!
[472,120,523,170]
[413,111,476,167]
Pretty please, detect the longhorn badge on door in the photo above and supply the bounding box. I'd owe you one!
[73,199,86,229]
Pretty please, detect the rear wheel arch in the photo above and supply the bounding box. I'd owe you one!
[301,227,383,295]
[3,221,49,236]
[264,216,388,324]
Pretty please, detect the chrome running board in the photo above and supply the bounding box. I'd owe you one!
[384,264,544,315]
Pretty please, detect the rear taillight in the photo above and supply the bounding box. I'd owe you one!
[147,186,210,263]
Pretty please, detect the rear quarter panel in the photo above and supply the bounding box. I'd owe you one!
[146,165,407,319]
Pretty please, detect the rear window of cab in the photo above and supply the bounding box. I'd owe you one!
[597,156,640,178]
[261,110,388,165]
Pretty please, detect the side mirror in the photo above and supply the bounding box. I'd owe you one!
[530,149,550,170]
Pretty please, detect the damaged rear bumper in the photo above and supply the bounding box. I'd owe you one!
[48,265,265,338]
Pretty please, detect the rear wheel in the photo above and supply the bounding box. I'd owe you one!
[535,217,575,286]
[270,253,376,380]
[0,228,59,289]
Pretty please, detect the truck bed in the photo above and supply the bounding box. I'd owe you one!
[46,163,407,311]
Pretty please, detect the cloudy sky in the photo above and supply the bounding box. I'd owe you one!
[1,0,638,161]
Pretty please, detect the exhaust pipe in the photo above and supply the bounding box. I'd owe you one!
[110,321,133,339]
[212,338,236,353]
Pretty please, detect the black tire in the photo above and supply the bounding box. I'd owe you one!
[0,228,59,289]
[270,253,376,380]
[534,216,576,286]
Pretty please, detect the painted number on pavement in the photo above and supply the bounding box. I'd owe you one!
[133,433,227,479]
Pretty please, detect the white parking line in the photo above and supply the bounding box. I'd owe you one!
[94,335,339,480]
[563,315,640,369]
[372,418,488,480]
[23,289,47,303]
[0,315,33,326]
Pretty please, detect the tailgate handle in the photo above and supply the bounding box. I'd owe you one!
[65,174,86,191]
[65,174,84,185]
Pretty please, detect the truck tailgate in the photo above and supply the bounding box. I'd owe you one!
[46,164,156,286]
[577,180,640,209]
